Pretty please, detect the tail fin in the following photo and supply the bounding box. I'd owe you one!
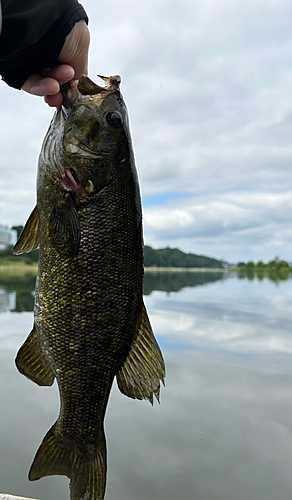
[29,422,72,480]
[29,423,107,500]
[70,433,107,500]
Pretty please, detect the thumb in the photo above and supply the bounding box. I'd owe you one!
[58,20,90,79]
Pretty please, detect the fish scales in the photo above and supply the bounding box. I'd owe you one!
[37,165,143,441]
[14,75,165,500]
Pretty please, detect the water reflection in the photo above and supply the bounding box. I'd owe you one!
[0,270,290,313]
[0,272,291,500]
[143,270,227,295]
[0,288,16,312]
[0,273,36,312]
[237,267,291,283]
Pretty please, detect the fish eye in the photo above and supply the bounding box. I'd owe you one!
[106,111,123,129]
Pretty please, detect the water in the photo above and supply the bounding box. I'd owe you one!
[0,271,291,500]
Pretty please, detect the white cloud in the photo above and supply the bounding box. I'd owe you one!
[143,192,292,261]
[0,0,291,262]
[144,282,292,354]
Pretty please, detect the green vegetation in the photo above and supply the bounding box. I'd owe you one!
[144,246,224,268]
[0,245,39,266]
[0,224,38,275]
[236,259,291,270]
[0,225,39,267]
[1,243,223,270]
[235,258,291,282]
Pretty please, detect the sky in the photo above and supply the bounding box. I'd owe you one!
[0,0,291,263]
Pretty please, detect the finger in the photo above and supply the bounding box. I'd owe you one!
[22,64,75,107]
[22,74,60,96]
[45,92,64,107]
[58,20,90,80]
[42,64,75,86]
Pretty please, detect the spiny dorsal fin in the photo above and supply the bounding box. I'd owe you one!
[13,205,40,254]
[116,302,165,404]
[15,325,55,386]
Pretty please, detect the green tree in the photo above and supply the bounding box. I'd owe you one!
[256,260,266,268]
[276,260,289,269]
[143,246,223,268]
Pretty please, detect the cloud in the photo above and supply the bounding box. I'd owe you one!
[143,192,292,261]
[0,0,291,262]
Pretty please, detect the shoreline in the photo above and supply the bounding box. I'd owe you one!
[144,267,227,272]
[0,263,226,276]
[0,264,38,275]
[0,262,226,272]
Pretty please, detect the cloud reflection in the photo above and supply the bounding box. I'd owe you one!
[145,277,292,354]
[0,276,291,500]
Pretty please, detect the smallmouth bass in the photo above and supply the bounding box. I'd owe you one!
[14,75,165,500]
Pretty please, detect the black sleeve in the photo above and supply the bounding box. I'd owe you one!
[0,0,88,89]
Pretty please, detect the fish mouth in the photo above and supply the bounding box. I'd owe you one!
[61,80,80,109]
[61,75,121,109]
[78,74,121,95]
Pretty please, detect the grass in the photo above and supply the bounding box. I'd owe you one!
[0,259,38,276]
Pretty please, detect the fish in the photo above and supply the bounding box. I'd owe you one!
[13,75,165,500]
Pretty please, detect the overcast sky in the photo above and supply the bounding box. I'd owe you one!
[0,0,291,263]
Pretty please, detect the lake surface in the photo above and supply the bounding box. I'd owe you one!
[0,271,291,500]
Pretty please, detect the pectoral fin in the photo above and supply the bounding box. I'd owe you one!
[15,325,55,386]
[116,302,165,404]
[49,192,80,255]
[13,205,40,254]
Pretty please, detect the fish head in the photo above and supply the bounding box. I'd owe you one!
[61,75,130,199]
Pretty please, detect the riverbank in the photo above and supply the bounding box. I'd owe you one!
[0,261,226,277]
[144,267,227,272]
[1,260,290,277]
[0,262,38,275]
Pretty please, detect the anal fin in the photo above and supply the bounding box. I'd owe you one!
[13,205,40,254]
[116,302,165,404]
[15,325,55,386]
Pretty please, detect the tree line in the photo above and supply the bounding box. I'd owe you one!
[144,245,223,268]
[236,259,291,270]
[1,229,224,269]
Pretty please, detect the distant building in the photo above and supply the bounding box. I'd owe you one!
[0,224,17,249]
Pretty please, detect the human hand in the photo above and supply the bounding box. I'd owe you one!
[21,20,90,107]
